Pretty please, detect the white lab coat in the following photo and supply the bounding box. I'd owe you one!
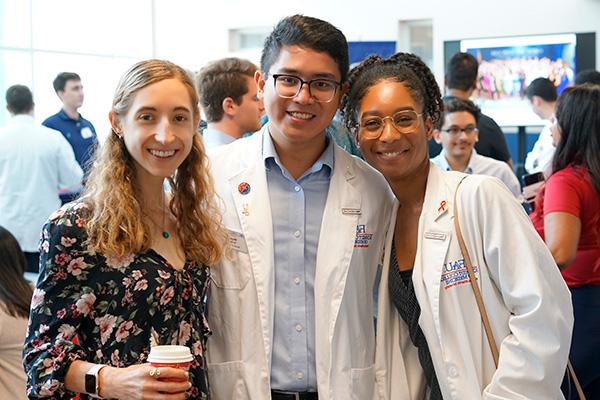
[374,163,573,400]
[206,126,393,400]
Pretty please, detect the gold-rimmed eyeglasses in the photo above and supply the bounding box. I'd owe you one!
[358,110,423,139]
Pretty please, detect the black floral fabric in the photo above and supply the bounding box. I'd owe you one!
[23,201,211,399]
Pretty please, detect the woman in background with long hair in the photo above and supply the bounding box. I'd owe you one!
[0,225,33,400]
[530,84,600,399]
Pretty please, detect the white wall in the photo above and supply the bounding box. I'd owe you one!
[156,0,600,87]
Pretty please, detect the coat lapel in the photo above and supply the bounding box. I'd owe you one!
[414,164,454,338]
[313,146,361,391]
[314,146,361,337]
[227,129,276,358]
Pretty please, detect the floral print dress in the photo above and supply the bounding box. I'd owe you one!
[23,202,211,399]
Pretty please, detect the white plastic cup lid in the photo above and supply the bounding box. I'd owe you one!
[147,345,193,363]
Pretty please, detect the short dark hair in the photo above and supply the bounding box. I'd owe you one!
[196,58,257,122]
[260,15,349,82]
[53,72,81,92]
[5,84,33,114]
[0,226,33,319]
[341,52,443,134]
[446,52,479,91]
[574,69,600,86]
[525,77,557,102]
[441,98,481,129]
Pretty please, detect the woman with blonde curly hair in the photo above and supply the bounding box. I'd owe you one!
[23,59,226,399]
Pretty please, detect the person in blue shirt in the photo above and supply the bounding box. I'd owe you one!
[196,57,264,149]
[43,72,98,203]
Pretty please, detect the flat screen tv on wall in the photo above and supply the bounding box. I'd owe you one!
[444,32,596,127]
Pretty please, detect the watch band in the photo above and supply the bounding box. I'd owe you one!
[85,364,106,398]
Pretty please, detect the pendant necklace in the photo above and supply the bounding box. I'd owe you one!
[161,193,170,239]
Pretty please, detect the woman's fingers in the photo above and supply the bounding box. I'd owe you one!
[149,366,189,382]
[144,366,190,395]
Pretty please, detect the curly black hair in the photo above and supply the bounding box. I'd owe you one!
[341,52,443,135]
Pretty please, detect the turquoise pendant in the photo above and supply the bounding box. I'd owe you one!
[162,231,170,239]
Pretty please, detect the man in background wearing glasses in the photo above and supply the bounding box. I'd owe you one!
[431,98,522,199]
[205,14,392,400]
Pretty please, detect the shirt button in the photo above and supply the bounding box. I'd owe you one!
[293,230,301,238]
[294,185,301,192]
[447,364,459,378]
[296,371,304,379]
[293,277,301,285]
[295,324,303,332]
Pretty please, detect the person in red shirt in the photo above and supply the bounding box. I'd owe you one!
[530,83,600,399]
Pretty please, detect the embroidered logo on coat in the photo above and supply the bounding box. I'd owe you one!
[354,224,374,248]
[441,258,479,289]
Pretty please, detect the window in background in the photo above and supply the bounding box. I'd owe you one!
[0,49,33,126]
[0,0,31,49]
[0,0,153,139]
[229,27,270,65]
[397,19,433,69]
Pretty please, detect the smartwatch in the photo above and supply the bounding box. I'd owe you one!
[85,364,106,398]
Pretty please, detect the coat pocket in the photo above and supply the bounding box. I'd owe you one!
[211,257,251,290]
[207,360,252,399]
[351,364,376,400]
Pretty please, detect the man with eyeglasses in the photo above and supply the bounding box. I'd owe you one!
[206,15,392,400]
[431,98,522,199]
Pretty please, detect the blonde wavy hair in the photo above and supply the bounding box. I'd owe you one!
[83,59,226,266]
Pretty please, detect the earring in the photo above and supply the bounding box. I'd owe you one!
[114,130,123,139]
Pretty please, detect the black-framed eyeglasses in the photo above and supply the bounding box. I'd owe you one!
[270,74,341,103]
[357,110,423,139]
[441,126,479,135]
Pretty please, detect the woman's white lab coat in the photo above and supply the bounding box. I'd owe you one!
[206,128,393,400]
[374,163,573,400]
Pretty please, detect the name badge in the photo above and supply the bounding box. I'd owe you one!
[81,127,94,139]
[228,229,248,254]
[424,231,447,241]
[342,208,361,215]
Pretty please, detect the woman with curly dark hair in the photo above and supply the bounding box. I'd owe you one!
[530,84,600,399]
[23,59,227,399]
[342,53,573,399]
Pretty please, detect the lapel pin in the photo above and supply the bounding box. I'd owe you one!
[238,182,251,195]
[438,200,447,212]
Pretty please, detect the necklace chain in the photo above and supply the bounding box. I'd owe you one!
[161,193,169,239]
[145,194,170,239]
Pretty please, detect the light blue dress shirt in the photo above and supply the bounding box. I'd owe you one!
[263,131,333,391]
[201,127,236,149]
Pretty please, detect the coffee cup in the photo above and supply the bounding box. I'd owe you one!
[147,345,193,381]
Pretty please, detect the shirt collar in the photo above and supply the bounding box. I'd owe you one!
[9,114,35,124]
[437,148,474,174]
[262,124,334,178]
[202,127,237,145]
[59,109,80,122]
